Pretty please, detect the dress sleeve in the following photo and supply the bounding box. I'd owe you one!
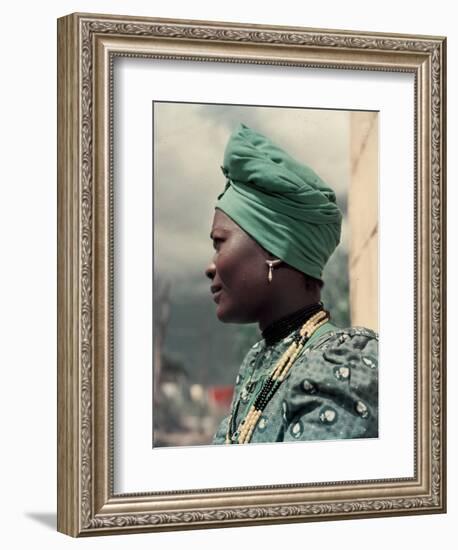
[281,331,378,442]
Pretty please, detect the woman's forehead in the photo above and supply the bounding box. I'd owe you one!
[211,209,238,234]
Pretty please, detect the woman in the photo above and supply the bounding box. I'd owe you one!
[205,123,378,445]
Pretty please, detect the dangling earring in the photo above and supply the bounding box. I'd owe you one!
[265,259,282,283]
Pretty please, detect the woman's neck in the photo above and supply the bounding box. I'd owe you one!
[260,301,324,346]
[257,290,321,331]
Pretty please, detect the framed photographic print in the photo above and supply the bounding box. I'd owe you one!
[57,13,446,536]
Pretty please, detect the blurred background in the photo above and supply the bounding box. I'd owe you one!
[152,103,378,447]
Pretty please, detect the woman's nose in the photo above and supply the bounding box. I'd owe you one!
[205,260,216,280]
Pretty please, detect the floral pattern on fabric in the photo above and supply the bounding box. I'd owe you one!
[212,324,378,444]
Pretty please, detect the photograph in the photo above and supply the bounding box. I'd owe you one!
[152,102,379,447]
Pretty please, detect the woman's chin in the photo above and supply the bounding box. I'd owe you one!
[215,303,251,324]
[215,301,238,323]
[215,304,231,322]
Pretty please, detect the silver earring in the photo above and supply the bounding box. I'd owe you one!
[265,259,282,283]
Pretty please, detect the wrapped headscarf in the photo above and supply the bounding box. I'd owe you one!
[215,123,343,280]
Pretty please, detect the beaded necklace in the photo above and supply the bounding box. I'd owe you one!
[226,308,329,444]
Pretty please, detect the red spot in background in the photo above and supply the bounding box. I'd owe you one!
[208,386,234,411]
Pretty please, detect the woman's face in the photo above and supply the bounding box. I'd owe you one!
[205,209,272,324]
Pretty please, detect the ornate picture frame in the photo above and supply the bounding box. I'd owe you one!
[57,12,446,536]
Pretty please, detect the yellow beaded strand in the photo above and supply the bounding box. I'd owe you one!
[272,310,327,381]
[278,316,328,383]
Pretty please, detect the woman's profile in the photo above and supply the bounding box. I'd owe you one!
[205,123,378,445]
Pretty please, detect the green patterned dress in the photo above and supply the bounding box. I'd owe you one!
[213,322,378,444]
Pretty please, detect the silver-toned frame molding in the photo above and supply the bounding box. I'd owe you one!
[57,12,446,537]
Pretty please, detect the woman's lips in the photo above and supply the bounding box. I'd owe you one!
[211,285,223,303]
[212,289,222,303]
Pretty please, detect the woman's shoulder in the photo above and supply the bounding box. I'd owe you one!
[310,325,378,350]
[290,324,379,382]
[281,325,379,442]
[278,324,379,441]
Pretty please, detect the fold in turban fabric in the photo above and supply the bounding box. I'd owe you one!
[215,123,343,280]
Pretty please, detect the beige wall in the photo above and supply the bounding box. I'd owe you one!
[348,112,379,332]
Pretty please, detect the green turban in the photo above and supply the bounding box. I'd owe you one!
[215,123,343,280]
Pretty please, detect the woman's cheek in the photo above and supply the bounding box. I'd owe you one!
[215,250,233,285]
[216,241,260,289]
